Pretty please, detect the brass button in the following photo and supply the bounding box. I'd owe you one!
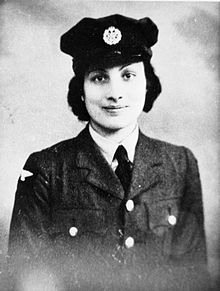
[168,215,177,225]
[126,199,134,212]
[69,226,78,237]
[125,236,134,249]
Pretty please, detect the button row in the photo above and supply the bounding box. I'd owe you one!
[68,217,176,243]
[69,199,135,237]
[126,200,177,227]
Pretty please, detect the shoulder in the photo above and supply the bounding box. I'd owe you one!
[25,137,73,162]
[139,131,198,167]
[23,128,88,172]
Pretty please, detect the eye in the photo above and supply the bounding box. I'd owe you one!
[122,72,136,80]
[90,73,108,84]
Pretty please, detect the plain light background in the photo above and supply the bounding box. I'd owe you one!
[0,0,219,283]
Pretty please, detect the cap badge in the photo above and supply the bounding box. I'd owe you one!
[103,26,122,45]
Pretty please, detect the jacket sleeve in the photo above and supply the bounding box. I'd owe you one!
[8,151,52,263]
[168,147,210,290]
[170,147,207,263]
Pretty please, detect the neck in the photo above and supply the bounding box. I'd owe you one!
[89,122,137,143]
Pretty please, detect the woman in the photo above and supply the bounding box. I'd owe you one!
[8,14,209,290]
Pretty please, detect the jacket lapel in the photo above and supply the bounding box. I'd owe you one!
[75,127,124,200]
[75,127,165,201]
[129,131,164,199]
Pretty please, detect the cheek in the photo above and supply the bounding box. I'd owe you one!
[84,98,97,115]
[83,93,102,119]
[129,80,146,105]
[84,82,104,102]
[84,87,98,107]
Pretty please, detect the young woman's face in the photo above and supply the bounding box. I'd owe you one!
[83,61,146,134]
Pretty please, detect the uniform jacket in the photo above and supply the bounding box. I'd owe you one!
[8,126,209,290]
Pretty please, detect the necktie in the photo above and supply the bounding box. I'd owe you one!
[114,145,133,194]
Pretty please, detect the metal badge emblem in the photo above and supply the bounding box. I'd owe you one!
[103,26,122,45]
[20,169,33,181]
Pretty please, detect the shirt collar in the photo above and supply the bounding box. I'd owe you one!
[89,123,139,166]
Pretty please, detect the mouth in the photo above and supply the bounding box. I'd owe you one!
[103,105,128,110]
[103,105,128,115]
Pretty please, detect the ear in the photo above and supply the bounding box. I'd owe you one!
[81,95,85,101]
[138,17,159,47]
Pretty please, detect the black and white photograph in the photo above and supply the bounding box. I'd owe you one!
[0,1,219,290]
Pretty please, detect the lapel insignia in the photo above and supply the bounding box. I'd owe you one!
[20,169,33,181]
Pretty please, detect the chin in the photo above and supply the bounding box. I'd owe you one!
[100,120,135,132]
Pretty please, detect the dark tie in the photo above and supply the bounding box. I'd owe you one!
[114,145,133,194]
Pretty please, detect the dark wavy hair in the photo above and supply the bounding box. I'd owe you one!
[67,52,162,121]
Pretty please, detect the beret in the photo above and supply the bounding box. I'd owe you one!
[60,14,158,62]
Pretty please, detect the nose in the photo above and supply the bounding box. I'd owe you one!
[106,79,124,102]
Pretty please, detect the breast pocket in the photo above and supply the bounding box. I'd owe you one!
[50,208,107,240]
[148,197,179,237]
[146,197,180,257]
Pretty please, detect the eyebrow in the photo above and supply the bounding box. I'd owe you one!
[119,62,135,71]
[86,61,140,75]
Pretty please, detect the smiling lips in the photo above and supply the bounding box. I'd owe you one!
[103,105,128,111]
